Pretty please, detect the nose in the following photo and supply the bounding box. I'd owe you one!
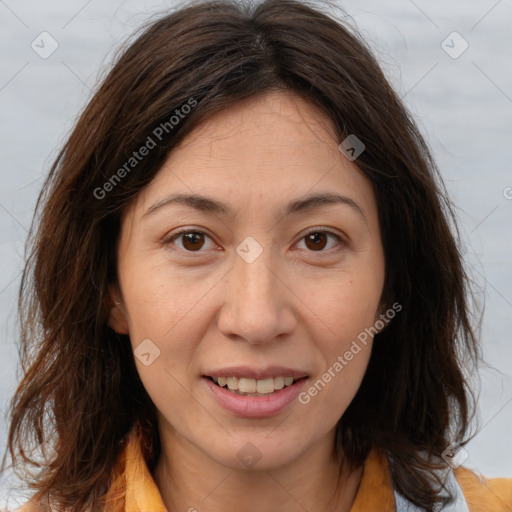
[216,241,297,345]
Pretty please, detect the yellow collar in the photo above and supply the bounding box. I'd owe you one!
[104,425,512,511]
[105,426,395,511]
[16,424,512,511]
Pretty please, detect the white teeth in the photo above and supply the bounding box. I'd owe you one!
[256,378,275,394]
[227,377,238,390]
[239,378,257,393]
[274,376,285,390]
[212,375,301,394]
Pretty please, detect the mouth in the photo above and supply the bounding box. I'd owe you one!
[201,366,310,417]
[205,375,308,397]
[202,373,310,418]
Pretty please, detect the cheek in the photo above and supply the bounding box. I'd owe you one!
[304,273,383,343]
[298,335,373,423]
[134,358,215,441]
[119,255,218,344]
[298,273,380,404]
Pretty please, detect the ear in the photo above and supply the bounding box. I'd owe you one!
[107,284,130,335]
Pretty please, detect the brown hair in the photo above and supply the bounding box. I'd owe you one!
[1,0,480,510]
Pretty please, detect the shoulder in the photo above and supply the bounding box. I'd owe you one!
[455,466,512,511]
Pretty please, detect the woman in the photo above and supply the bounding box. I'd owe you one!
[2,0,511,510]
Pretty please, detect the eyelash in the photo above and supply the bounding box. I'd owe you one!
[163,228,346,255]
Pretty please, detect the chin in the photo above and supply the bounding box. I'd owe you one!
[202,432,308,472]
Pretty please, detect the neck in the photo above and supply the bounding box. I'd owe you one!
[152,425,363,512]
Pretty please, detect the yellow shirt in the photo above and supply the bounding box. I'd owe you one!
[19,426,512,511]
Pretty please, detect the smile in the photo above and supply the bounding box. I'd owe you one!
[209,375,302,395]
[202,374,309,418]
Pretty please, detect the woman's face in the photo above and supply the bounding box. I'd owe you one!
[110,90,386,471]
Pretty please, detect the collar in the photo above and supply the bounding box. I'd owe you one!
[108,426,396,512]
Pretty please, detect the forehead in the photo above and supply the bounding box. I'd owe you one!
[130,90,377,222]
[174,90,339,173]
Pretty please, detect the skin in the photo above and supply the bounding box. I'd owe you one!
[109,90,386,512]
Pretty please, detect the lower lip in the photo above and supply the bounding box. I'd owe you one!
[202,377,308,418]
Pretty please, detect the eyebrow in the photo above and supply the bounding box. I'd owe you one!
[143,192,367,222]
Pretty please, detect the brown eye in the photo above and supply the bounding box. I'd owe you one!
[182,232,205,251]
[305,232,328,251]
[167,230,216,253]
[297,231,344,252]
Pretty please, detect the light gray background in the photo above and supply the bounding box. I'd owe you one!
[0,0,511,508]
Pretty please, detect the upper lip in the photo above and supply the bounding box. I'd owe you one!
[204,366,309,380]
